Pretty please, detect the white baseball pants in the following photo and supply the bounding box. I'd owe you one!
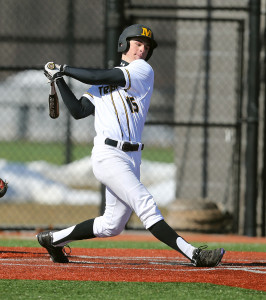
[91,144,163,238]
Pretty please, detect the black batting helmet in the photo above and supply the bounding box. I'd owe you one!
[118,24,157,61]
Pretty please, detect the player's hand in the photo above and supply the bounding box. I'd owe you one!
[44,62,66,82]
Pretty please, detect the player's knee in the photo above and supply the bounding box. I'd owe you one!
[138,203,164,229]
[104,225,123,237]
[93,216,124,238]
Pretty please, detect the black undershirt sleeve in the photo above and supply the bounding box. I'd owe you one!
[56,78,95,119]
[55,67,126,119]
[64,66,126,87]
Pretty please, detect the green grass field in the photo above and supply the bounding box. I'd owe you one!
[0,238,265,299]
[0,141,174,164]
[1,280,264,300]
[0,238,265,252]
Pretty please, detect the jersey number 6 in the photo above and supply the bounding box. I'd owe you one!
[126,96,139,113]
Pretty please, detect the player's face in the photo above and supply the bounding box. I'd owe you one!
[123,37,151,62]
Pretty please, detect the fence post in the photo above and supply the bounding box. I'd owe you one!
[244,0,261,236]
[99,0,125,215]
[65,0,75,164]
[105,0,125,69]
[262,12,266,237]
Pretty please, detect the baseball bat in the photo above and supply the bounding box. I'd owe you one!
[48,81,59,119]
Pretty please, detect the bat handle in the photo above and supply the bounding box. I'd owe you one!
[48,81,59,119]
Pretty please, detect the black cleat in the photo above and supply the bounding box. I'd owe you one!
[192,246,225,267]
[37,231,69,263]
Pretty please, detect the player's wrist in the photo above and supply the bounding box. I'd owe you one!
[61,64,68,73]
[62,64,71,76]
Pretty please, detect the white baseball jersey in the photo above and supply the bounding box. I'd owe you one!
[83,59,154,144]
[82,58,163,235]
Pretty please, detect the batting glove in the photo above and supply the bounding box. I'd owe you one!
[44,62,66,82]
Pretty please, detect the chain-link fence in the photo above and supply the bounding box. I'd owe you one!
[133,13,244,232]
[0,0,265,234]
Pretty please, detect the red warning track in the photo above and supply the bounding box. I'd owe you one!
[0,246,265,291]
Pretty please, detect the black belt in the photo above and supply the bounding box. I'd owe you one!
[105,138,144,152]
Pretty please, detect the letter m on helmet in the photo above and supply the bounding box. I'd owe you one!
[141,27,152,38]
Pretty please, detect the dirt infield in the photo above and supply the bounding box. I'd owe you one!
[0,246,265,291]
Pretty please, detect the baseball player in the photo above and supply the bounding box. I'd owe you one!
[37,24,225,267]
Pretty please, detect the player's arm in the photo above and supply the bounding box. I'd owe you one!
[63,66,126,87]
[56,78,95,119]
[44,62,126,87]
